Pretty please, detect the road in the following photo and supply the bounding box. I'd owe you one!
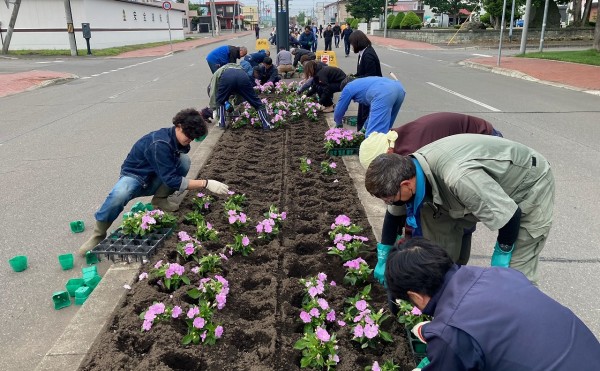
[0,35,599,370]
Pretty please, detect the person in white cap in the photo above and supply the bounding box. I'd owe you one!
[358,112,503,285]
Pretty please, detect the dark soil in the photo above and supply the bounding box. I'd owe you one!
[80,116,414,371]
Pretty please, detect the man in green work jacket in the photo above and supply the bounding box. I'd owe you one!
[365,134,555,284]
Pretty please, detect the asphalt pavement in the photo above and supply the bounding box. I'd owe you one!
[0,34,600,371]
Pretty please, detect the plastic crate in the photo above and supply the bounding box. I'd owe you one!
[406,328,427,365]
[342,116,358,126]
[90,227,173,262]
[327,148,358,156]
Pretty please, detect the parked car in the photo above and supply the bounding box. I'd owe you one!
[515,19,524,27]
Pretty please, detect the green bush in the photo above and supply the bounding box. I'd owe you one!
[400,11,421,29]
[479,13,491,27]
[351,19,359,29]
[392,12,404,29]
[387,14,396,29]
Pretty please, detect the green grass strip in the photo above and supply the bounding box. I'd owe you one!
[517,49,600,66]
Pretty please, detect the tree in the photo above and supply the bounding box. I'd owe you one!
[400,11,422,29]
[388,0,399,14]
[346,0,386,23]
[297,11,306,25]
[594,17,600,51]
[387,14,396,29]
[483,0,524,29]
[422,0,478,26]
[392,11,404,28]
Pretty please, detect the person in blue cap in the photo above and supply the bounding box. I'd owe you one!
[206,45,248,73]
[385,238,600,370]
[365,134,555,285]
[333,76,406,136]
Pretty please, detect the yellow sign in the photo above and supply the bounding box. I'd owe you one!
[255,39,269,51]
[315,51,338,67]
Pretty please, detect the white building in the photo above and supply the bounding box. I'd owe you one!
[0,0,186,51]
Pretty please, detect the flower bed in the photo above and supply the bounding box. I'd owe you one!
[80,88,415,370]
[324,128,365,156]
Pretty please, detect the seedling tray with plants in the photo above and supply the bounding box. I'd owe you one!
[90,227,173,262]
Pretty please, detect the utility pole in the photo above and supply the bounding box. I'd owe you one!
[496,0,508,66]
[1,0,22,55]
[538,0,550,51]
[64,0,77,56]
[210,0,219,36]
[383,0,388,38]
[518,0,532,54]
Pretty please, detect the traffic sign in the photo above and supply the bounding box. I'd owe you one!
[315,51,338,67]
[255,38,269,51]
[162,1,172,10]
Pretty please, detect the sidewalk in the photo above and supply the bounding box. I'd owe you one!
[0,31,252,98]
[368,34,600,95]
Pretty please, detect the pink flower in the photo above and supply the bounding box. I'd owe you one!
[206,222,213,230]
[264,222,273,233]
[353,324,364,338]
[242,236,250,246]
[227,191,235,195]
[148,302,165,315]
[197,192,205,198]
[372,361,381,371]
[356,300,367,311]
[330,162,337,169]
[144,311,156,322]
[326,310,336,322]
[309,308,320,317]
[315,327,331,342]
[219,253,229,261]
[154,260,163,269]
[306,159,312,165]
[334,215,351,226]
[138,272,148,281]
[142,319,153,331]
[184,243,195,255]
[330,281,336,286]
[228,215,237,224]
[308,287,318,297]
[337,320,346,327]
[171,306,182,318]
[300,311,311,323]
[280,212,287,220]
[364,323,379,339]
[187,307,199,319]
[411,306,422,316]
[215,325,223,338]
[317,273,327,282]
[317,298,329,310]
[216,293,227,309]
[191,267,200,274]
[193,317,206,329]
[256,223,264,233]
[178,231,191,241]
[330,354,340,363]
[200,331,207,342]
[239,213,247,223]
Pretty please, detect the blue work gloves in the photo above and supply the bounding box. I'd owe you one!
[374,243,392,285]
[491,242,514,267]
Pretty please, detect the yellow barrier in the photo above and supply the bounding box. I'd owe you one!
[315,50,338,67]
[255,39,270,51]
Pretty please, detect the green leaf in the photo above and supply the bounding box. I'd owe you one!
[294,339,307,350]
[187,288,200,299]
[300,356,312,368]
[181,334,193,345]
[182,276,190,285]
[165,278,171,290]
[380,330,393,342]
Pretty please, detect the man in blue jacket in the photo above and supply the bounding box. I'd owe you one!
[334,76,406,137]
[78,108,230,256]
[243,49,270,68]
[206,45,248,73]
[298,26,316,50]
[253,57,280,85]
[386,238,600,371]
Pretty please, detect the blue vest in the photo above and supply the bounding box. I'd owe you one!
[423,265,600,370]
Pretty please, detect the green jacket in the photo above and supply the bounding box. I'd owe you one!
[412,134,554,251]
[208,63,244,109]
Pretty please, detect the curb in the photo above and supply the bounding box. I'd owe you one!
[460,60,600,96]
[0,74,78,99]
[35,127,224,371]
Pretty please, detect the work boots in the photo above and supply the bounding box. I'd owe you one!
[78,220,112,256]
[151,184,179,212]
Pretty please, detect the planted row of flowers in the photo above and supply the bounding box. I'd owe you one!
[294,215,402,370]
[324,128,365,156]
[136,191,287,346]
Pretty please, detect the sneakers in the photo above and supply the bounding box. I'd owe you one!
[322,105,334,113]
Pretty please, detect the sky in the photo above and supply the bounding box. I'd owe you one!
[189,0,332,16]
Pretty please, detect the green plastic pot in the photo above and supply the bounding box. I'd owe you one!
[82,266,98,280]
[75,286,92,305]
[9,255,28,272]
[70,220,85,233]
[85,251,99,265]
[85,275,102,290]
[52,291,71,310]
[58,253,74,270]
[66,278,85,297]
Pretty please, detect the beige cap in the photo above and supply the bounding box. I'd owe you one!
[359,130,399,168]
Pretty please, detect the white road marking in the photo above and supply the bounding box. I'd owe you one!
[152,77,159,82]
[79,54,172,79]
[381,62,393,68]
[472,53,493,58]
[427,82,501,112]
[388,48,422,58]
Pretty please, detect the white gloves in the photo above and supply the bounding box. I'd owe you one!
[205,179,229,195]
[411,321,430,343]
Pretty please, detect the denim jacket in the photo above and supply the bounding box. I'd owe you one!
[120,127,190,191]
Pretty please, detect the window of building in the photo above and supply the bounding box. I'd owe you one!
[226,6,233,12]
[183,18,188,27]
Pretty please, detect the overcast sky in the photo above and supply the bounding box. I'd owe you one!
[189,0,332,16]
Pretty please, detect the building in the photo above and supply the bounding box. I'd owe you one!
[0,0,186,50]
[242,5,258,26]
[323,0,349,25]
[200,1,244,30]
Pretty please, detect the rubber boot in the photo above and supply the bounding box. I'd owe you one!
[151,184,179,212]
[78,221,112,256]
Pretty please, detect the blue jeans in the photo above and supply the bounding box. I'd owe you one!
[207,61,221,73]
[95,154,190,223]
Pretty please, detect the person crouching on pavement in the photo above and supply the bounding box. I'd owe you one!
[253,57,281,85]
[385,237,600,370]
[208,64,272,130]
[78,108,230,256]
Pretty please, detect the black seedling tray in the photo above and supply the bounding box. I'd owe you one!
[90,227,173,262]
